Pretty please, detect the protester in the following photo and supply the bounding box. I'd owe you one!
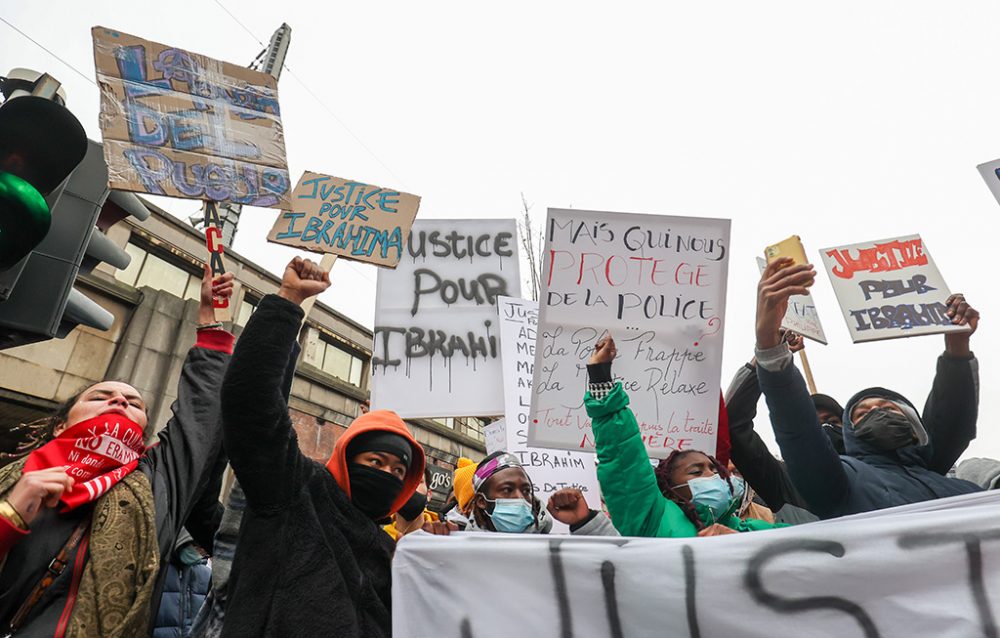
[437,457,478,530]
[755,258,982,519]
[725,331,843,524]
[464,451,616,535]
[0,266,234,637]
[586,336,782,537]
[384,468,440,541]
[190,332,305,638]
[726,462,776,524]
[153,530,212,638]
[218,257,424,638]
[421,451,616,536]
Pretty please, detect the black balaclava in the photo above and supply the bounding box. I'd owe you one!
[346,431,412,520]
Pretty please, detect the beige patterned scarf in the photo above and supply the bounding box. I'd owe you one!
[0,457,159,637]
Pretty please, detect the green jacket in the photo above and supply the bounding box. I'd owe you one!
[586,383,783,538]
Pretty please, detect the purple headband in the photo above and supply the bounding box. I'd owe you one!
[473,453,522,493]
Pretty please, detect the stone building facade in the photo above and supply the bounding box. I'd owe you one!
[0,198,486,502]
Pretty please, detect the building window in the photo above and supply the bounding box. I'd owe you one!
[235,295,259,327]
[433,418,455,429]
[114,242,200,300]
[304,334,365,387]
[464,418,486,442]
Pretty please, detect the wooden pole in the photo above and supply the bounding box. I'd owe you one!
[798,349,818,395]
[203,201,231,322]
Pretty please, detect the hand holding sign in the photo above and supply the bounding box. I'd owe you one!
[278,257,331,306]
[755,258,816,350]
[944,293,980,357]
[198,266,234,325]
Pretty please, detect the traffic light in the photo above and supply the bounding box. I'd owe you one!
[0,139,148,348]
[0,69,88,271]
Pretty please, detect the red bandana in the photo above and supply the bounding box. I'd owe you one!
[23,413,146,511]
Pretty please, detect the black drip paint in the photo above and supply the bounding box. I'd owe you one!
[460,617,473,638]
[744,540,880,638]
[682,546,701,638]
[600,561,624,638]
[549,540,574,638]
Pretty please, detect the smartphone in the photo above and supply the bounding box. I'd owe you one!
[765,235,808,267]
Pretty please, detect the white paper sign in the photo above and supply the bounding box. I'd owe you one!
[371,219,521,417]
[394,491,1000,638]
[528,208,730,459]
[755,257,827,344]
[498,297,601,531]
[484,418,506,455]
[818,234,968,343]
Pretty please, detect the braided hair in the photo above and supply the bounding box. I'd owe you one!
[653,449,734,531]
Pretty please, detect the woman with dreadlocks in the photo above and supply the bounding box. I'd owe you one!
[586,336,783,537]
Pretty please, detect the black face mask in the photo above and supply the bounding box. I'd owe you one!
[853,409,915,452]
[348,463,404,520]
[822,423,846,455]
[397,491,428,520]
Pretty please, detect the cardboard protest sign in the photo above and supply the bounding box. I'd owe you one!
[92,27,290,208]
[819,234,968,343]
[395,491,1000,638]
[371,219,521,418]
[755,257,827,344]
[498,297,600,531]
[267,171,420,267]
[528,208,730,459]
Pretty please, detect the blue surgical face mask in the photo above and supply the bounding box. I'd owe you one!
[483,497,534,533]
[675,475,734,520]
[730,475,747,505]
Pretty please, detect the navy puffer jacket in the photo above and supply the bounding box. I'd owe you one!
[759,353,981,519]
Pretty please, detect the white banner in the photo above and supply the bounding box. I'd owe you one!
[818,234,968,343]
[497,297,600,530]
[528,208,730,458]
[756,257,827,344]
[394,491,1000,638]
[371,219,521,418]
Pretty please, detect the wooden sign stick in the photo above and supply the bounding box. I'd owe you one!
[798,349,818,395]
[203,201,231,321]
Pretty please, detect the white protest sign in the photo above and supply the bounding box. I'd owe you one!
[371,219,521,418]
[528,208,730,459]
[818,234,968,343]
[395,490,1000,638]
[755,257,827,344]
[484,418,506,455]
[498,297,601,531]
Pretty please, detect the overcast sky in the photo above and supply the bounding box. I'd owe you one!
[4,1,998,461]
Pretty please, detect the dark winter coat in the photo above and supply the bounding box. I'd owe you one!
[759,353,982,518]
[219,295,421,638]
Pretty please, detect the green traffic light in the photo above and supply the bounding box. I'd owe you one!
[0,170,51,270]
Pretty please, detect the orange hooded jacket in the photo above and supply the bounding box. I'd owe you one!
[325,410,426,519]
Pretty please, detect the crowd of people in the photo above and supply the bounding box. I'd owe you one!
[0,254,987,637]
